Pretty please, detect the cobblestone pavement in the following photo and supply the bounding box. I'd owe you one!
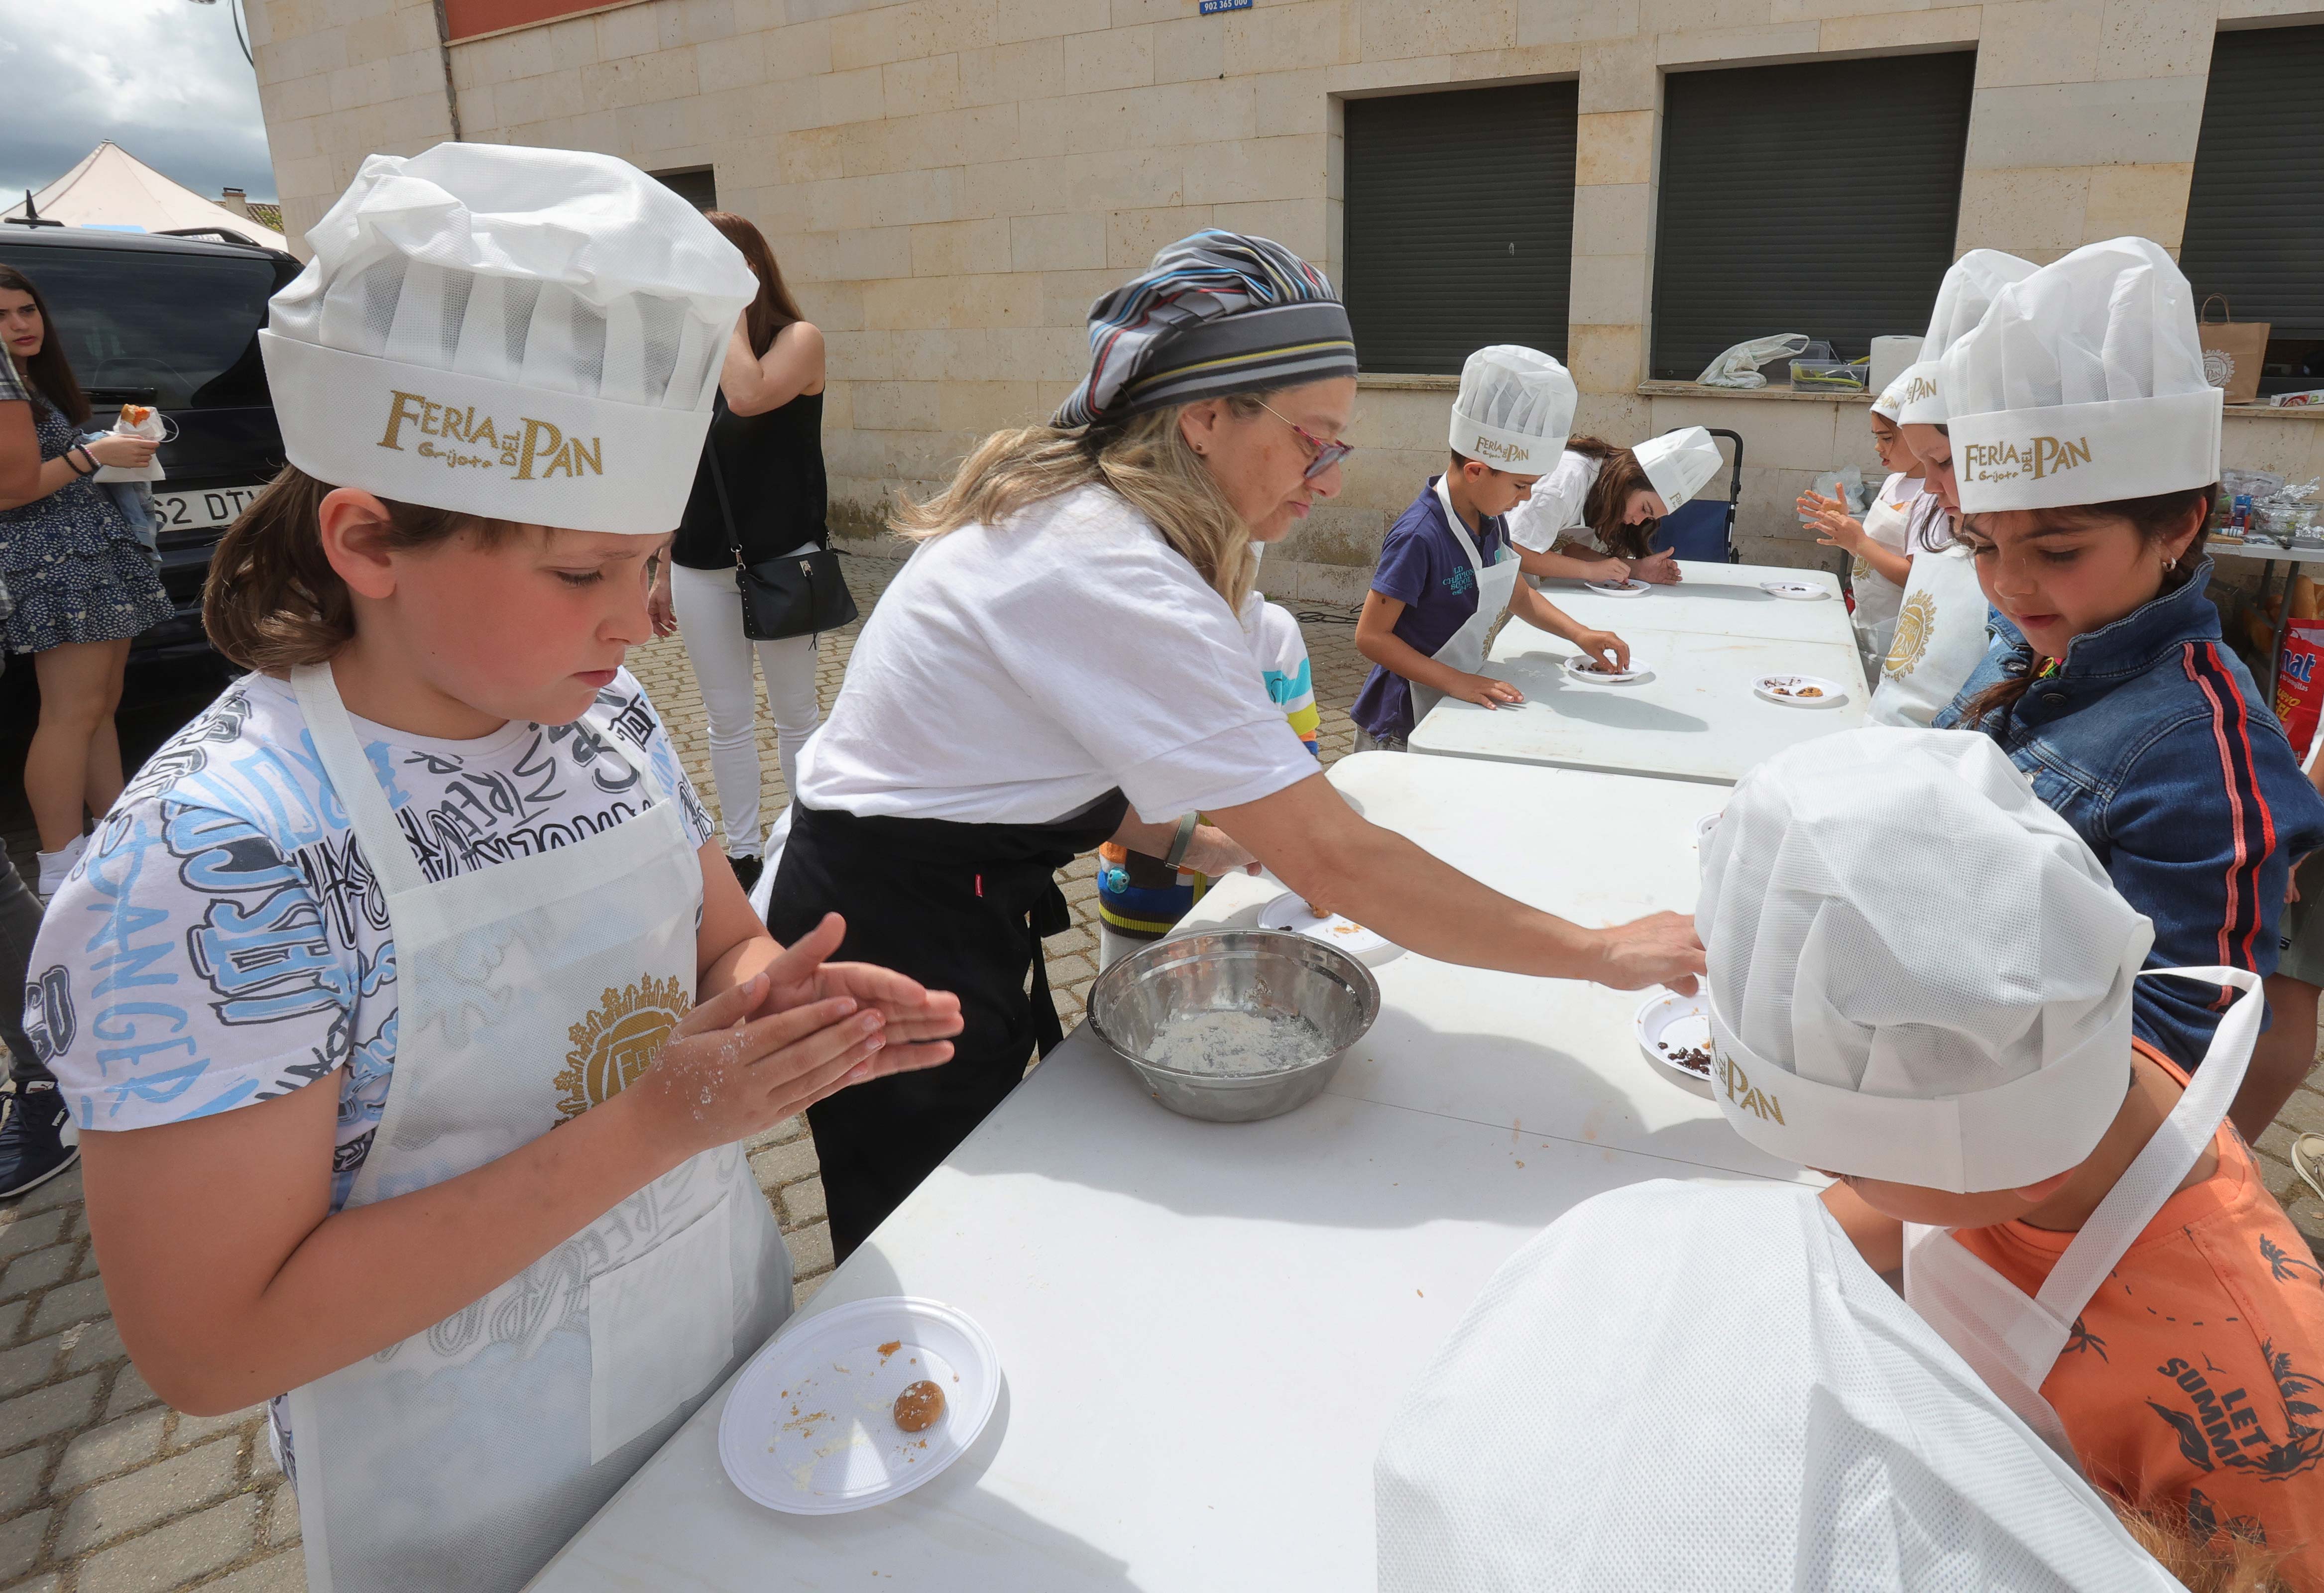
[3,553,2318,1591]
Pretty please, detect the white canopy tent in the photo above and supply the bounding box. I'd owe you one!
[4,141,287,252]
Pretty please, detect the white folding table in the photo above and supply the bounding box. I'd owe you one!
[530,755,1801,1593]
[1529,558,1855,644]
[1407,617,1868,786]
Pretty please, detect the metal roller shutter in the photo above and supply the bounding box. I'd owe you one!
[2181,23,2324,344]
[1649,53,1975,382]
[1342,83,1577,374]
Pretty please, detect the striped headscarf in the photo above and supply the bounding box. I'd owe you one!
[1052,230,1357,429]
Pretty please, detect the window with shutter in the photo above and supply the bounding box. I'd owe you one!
[653,168,718,212]
[2181,23,2324,397]
[1342,83,1577,375]
[1649,53,1975,383]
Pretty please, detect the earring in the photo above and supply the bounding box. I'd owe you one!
[2165,555,2179,572]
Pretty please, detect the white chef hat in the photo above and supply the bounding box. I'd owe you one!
[1893,250,2038,427]
[1698,727,2152,1193]
[1447,345,1575,475]
[259,142,758,535]
[1946,236,2223,516]
[1870,367,1915,422]
[1633,426,1722,512]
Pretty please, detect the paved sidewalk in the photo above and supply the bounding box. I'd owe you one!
[2,554,2317,1592]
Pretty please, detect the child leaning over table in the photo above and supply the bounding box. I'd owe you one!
[1095,585,1321,969]
[1699,726,2324,1584]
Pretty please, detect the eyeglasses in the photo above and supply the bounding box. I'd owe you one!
[1257,399,1356,480]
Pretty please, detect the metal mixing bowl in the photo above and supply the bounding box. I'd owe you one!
[1086,929,1380,1123]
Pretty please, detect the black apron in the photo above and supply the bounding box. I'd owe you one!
[767,790,1131,1258]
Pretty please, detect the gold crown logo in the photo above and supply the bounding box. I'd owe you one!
[554,972,692,1120]
[1885,590,1937,681]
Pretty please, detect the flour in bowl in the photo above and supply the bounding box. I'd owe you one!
[1146,1009,1330,1076]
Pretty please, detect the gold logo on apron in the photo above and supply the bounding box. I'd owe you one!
[555,973,692,1119]
[1885,590,1936,682]
[1850,553,1871,586]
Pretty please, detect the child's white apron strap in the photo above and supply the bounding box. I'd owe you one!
[1902,966,2264,1471]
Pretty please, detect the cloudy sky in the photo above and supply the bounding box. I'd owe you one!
[0,0,275,203]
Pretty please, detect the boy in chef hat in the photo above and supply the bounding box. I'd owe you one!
[1351,345,1629,749]
[28,143,962,1593]
[1700,726,2324,1575]
[1933,237,2324,1113]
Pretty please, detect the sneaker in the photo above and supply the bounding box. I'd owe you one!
[727,853,764,894]
[0,1082,79,1200]
[34,834,87,904]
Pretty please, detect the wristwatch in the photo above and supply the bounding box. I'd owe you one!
[1163,811,1199,871]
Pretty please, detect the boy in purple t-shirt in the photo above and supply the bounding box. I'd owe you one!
[1353,346,1627,749]
[1352,458,1627,747]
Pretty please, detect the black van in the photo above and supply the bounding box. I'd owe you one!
[0,220,299,690]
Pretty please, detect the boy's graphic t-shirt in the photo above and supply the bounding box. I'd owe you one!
[1952,1043,2324,1580]
[24,668,714,1212]
[1098,596,1322,941]
[1352,479,1508,740]
[1243,595,1320,751]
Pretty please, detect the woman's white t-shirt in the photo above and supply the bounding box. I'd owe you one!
[796,483,1320,825]
[1506,451,1602,556]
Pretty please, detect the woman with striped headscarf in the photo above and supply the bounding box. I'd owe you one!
[767,231,1703,1255]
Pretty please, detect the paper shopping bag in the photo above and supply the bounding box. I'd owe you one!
[2200,295,2270,406]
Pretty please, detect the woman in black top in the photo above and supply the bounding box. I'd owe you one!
[649,214,829,892]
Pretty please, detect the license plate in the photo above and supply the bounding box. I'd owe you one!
[152,485,266,534]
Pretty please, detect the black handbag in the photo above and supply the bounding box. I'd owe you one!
[705,416,857,642]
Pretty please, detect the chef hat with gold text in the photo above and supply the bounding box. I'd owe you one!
[1633,427,1722,514]
[1698,728,2152,1193]
[1891,249,2038,428]
[1944,236,2222,516]
[1870,367,1915,423]
[1447,346,1576,475]
[259,142,757,534]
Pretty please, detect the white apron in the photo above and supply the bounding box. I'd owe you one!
[1871,537,1991,728]
[1408,476,1523,726]
[1902,967,2262,1472]
[282,663,793,1593]
[1848,476,1919,673]
[1378,1180,2182,1593]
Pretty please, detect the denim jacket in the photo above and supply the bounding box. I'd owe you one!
[1936,560,2324,1069]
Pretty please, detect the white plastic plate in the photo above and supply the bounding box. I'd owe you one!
[1636,991,1715,1099]
[719,1295,999,1515]
[1258,891,1400,965]
[1759,580,1828,601]
[1563,654,1650,685]
[1585,578,1650,597]
[1753,673,1847,707]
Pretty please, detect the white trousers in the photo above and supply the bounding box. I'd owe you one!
[667,561,820,858]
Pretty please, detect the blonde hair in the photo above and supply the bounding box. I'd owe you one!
[893,399,1264,613]
[2110,1500,2290,1592]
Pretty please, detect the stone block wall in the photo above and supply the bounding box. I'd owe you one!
[244,0,2324,585]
